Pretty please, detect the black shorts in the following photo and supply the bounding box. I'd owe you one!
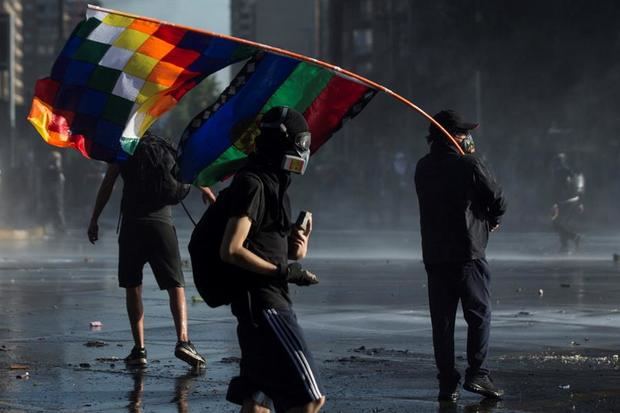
[227,306,324,412]
[118,219,184,290]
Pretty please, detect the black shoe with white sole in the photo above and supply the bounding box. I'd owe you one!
[175,341,206,367]
[463,374,504,399]
[124,346,147,366]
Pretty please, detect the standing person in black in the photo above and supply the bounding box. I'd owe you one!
[87,132,207,368]
[219,106,325,413]
[550,152,584,253]
[414,110,506,402]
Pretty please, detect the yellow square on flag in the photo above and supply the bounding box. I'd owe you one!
[102,14,134,28]
[113,29,150,51]
[124,53,159,79]
[136,81,167,104]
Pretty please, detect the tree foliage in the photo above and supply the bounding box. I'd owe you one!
[156,76,221,143]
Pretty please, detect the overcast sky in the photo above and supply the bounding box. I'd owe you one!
[101,0,230,34]
[101,0,231,82]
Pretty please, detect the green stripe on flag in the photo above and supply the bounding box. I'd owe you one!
[260,62,333,115]
[195,145,248,186]
[199,63,334,186]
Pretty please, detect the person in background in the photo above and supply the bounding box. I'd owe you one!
[550,152,584,253]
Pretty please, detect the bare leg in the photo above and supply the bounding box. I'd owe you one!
[126,286,145,348]
[168,287,188,342]
[286,397,326,413]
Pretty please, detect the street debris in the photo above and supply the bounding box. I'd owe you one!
[16,372,30,380]
[191,295,204,303]
[89,321,103,328]
[538,289,544,296]
[10,364,30,370]
[559,384,570,390]
[84,340,107,347]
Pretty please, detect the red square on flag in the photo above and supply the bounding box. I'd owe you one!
[35,79,61,106]
[153,25,187,46]
[162,47,200,67]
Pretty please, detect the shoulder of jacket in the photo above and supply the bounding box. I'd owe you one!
[459,154,485,170]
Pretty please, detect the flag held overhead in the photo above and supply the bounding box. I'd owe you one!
[28,5,460,183]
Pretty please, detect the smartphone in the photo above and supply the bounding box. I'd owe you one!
[295,210,312,234]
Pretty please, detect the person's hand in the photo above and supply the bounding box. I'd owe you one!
[290,227,309,252]
[87,220,99,244]
[286,262,319,286]
[200,186,216,205]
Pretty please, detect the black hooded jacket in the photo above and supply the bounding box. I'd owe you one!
[414,140,506,265]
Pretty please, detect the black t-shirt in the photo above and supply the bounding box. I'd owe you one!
[119,162,173,223]
[225,167,292,310]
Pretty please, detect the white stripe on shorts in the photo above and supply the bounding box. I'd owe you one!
[267,309,322,400]
[264,308,322,400]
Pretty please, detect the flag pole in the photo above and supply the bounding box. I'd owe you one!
[87,5,464,155]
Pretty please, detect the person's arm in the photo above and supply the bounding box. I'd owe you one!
[87,164,120,244]
[473,160,506,231]
[220,215,281,277]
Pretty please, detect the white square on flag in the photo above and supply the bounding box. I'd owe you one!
[112,72,146,102]
[88,23,124,45]
[99,46,134,71]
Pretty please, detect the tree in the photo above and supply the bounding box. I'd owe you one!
[156,76,221,144]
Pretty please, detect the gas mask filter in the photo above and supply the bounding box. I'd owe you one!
[459,132,476,154]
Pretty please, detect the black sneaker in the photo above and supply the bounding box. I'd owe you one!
[124,346,147,366]
[438,378,460,402]
[175,341,206,367]
[463,374,504,399]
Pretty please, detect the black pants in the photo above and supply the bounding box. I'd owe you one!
[553,202,581,250]
[425,258,491,381]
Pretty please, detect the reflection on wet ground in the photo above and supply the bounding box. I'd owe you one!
[2,231,620,411]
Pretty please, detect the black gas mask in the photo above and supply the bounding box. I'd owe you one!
[258,107,311,175]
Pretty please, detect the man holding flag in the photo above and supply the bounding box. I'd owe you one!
[415,110,506,402]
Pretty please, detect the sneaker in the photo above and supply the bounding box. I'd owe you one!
[175,341,206,367]
[438,381,460,402]
[463,374,504,399]
[124,346,147,366]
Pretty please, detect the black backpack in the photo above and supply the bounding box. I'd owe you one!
[188,173,264,308]
[126,133,190,208]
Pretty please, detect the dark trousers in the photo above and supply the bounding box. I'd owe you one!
[425,258,491,381]
[553,203,581,250]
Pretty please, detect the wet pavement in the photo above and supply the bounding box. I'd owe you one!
[2,229,620,412]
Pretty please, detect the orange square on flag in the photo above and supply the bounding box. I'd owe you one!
[137,36,175,60]
[128,19,160,36]
[147,61,184,87]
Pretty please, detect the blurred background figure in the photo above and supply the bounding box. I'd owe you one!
[41,150,66,235]
[389,151,413,228]
[550,152,585,253]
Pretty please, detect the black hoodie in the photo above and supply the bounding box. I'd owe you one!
[414,140,506,265]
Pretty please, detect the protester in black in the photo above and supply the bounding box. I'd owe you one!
[415,110,507,402]
[550,152,584,253]
[87,133,206,368]
[42,151,66,234]
[219,106,325,413]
